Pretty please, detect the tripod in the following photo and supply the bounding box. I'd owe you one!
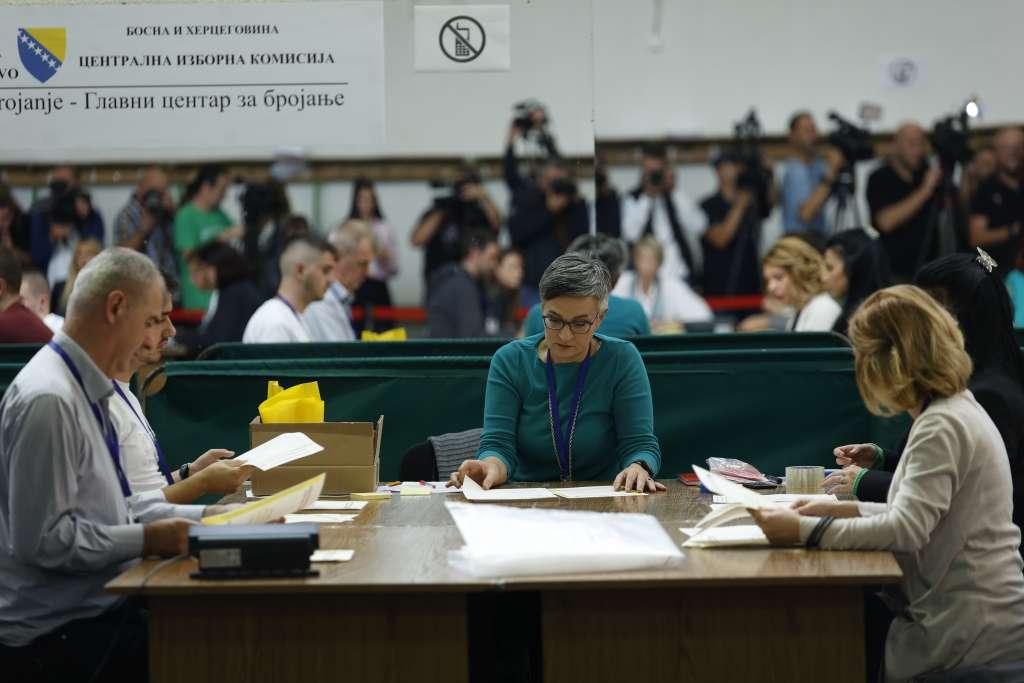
[830,164,863,235]
[916,168,963,273]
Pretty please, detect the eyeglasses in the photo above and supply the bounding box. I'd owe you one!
[542,315,596,334]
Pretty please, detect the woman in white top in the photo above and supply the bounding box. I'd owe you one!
[761,235,840,332]
[751,285,1024,682]
[613,235,712,333]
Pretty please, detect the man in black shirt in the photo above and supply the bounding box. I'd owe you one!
[699,152,762,296]
[970,127,1024,275]
[866,123,942,281]
[410,167,501,296]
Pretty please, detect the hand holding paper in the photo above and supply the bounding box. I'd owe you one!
[235,432,323,471]
[461,476,556,502]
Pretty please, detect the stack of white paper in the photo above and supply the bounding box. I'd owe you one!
[712,493,837,505]
[377,481,461,494]
[681,525,769,548]
[446,501,683,577]
[306,500,368,511]
[235,432,324,470]
[284,513,356,524]
[460,477,557,502]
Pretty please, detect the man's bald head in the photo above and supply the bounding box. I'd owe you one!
[892,121,929,170]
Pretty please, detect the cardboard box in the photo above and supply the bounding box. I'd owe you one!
[249,416,382,496]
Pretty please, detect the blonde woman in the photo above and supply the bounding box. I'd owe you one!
[751,286,1024,681]
[762,235,840,331]
[53,237,101,316]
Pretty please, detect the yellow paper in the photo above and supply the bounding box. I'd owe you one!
[351,492,391,501]
[361,328,407,342]
[259,381,324,423]
[202,473,326,525]
[399,486,431,496]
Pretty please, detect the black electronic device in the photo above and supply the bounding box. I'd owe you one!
[188,523,319,580]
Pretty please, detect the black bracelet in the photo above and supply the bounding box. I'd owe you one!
[806,516,836,549]
[179,462,190,480]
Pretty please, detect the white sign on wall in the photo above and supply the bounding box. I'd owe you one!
[414,5,510,72]
[0,2,385,162]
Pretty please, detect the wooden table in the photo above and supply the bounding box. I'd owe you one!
[108,482,902,683]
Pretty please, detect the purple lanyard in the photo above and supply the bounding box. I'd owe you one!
[47,341,132,498]
[276,295,303,324]
[331,287,355,329]
[112,381,174,486]
[545,345,593,481]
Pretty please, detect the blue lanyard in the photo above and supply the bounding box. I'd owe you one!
[544,344,593,481]
[47,341,132,498]
[276,294,303,324]
[112,381,174,486]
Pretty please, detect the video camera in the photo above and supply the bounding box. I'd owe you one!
[548,176,578,200]
[931,111,972,171]
[141,189,172,224]
[826,112,875,165]
[513,99,547,133]
[725,109,772,218]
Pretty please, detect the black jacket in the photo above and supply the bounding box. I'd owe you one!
[427,264,486,338]
[176,279,263,352]
[857,369,1024,549]
[504,146,588,288]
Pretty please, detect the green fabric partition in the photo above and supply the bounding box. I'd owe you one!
[0,345,43,364]
[198,332,849,361]
[145,350,909,482]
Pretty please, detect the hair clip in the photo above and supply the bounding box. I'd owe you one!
[976,247,997,274]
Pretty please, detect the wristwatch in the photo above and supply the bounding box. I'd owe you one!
[179,462,190,480]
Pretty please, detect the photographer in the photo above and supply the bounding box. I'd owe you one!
[505,121,588,303]
[621,144,706,284]
[114,167,178,288]
[411,165,501,293]
[29,167,104,276]
[865,123,942,281]
[699,150,771,296]
[239,178,296,297]
[969,127,1024,276]
[781,112,844,236]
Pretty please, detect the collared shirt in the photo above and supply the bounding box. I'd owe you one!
[0,333,142,646]
[621,191,708,281]
[110,380,206,523]
[242,296,312,343]
[304,282,356,342]
[781,156,829,235]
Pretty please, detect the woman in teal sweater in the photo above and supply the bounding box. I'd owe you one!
[449,252,664,492]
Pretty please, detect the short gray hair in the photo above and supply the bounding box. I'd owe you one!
[567,233,628,279]
[67,247,160,319]
[328,220,371,258]
[540,252,611,303]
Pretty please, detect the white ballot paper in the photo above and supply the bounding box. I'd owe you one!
[310,549,355,563]
[202,473,325,526]
[235,432,324,471]
[446,501,682,577]
[712,493,837,505]
[284,513,355,524]
[460,476,557,502]
[693,464,775,508]
[306,500,368,511]
[550,485,648,499]
[680,525,769,548]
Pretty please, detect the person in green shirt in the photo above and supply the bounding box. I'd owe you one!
[521,233,651,338]
[174,165,241,310]
[449,252,664,492]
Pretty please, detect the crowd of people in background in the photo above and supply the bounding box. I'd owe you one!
[1,106,1023,349]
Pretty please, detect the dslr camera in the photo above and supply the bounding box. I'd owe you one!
[141,189,171,224]
[725,109,773,217]
[513,99,547,133]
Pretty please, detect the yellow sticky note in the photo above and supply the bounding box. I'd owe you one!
[399,486,431,496]
[351,492,391,501]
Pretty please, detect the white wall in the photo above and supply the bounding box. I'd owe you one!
[593,0,1024,138]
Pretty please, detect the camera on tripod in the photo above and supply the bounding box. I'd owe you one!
[726,109,773,218]
[513,99,547,133]
[931,111,972,171]
[826,112,875,166]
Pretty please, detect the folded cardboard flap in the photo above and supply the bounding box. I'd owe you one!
[249,415,383,495]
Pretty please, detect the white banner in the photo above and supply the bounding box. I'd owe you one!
[0,2,385,162]
[414,5,510,72]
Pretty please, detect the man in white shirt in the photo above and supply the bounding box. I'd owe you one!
[305,221,374,342]
[113,282,255,501]
[242,235,335,343]
[621,144,708,283]
[18,268,63,333]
